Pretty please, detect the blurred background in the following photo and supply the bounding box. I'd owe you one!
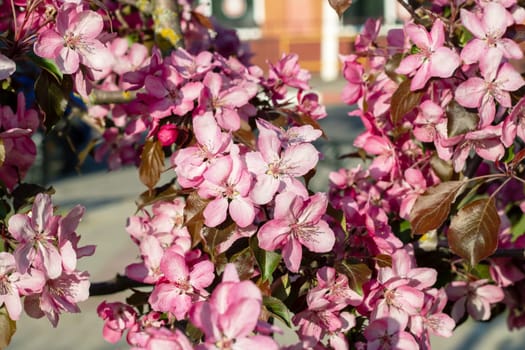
[14,0,525,349]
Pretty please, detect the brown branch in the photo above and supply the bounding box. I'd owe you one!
[396,0,426,26]
[90,274,151,296]
[152,0,184,52]
[89,89,139,105]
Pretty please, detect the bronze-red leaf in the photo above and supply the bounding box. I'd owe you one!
[448,198,500,267]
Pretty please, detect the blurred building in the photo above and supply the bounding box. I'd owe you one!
[207,0,406,80]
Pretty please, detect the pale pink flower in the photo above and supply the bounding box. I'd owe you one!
[455,54,524,126]
[125,236,165,284]
[0,253,44,320]
[446,279,504,321]
[198,151,255,228]
[173,112,232,188]
[24,271,90,327]
[8,193,62,279]
[364,318,419,350]
[246,120,318,204]
[258,192,335,272]
[34,5,113,74]
[97,301,137,343]
[460,2,522,67]
[396,19,460,90]
[189,264,279,350]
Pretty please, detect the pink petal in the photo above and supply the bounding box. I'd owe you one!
[411,60,431,90]
[482,3,510,38]
[190,301,221,341]
[220,298,261,339]
[282,238,302,273]
[57,47,80,74]
[467,295,491,320]
[455,77,486,108]
[476,284,504,303]
[73,10,103,39]
[460,39,487,64]
[160,250,189,282]
[189,260,214,290]
[430,47,460,78]
[250,174,279,205]
[460,9,486,39]
[396,54,424,75]
[33,30,64,59]
[405,23,431,49]
[430,19,445,48]
[229,197,255,228]
[281,143,319,177]
[39,242,63,279]
[298,221,335,253]
[257,219,291,251]
[204,197,229,227]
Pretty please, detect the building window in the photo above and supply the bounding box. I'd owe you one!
[342,0,385,26]
[212,0,257,28]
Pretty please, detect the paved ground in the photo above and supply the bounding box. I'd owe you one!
[8,84,525,349]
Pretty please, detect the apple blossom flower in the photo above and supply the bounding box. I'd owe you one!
[446,279,504,322]
[8,193,63,279]
[148,248,214,320]
[97,301,138,344]
[455,54,525,126]
[34,5,113,75]
[198,150,255,228]
[189,264,279,350]
[396,19,460,90]
[460,2,522,67]
[258,192,335,272]
[364,318,419,350]
[24,271,90,327]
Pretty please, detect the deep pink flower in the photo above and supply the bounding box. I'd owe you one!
[258,192,335,272]
[97,301,137,343]
[148,248,214,320]
[34,5,113,74]
[396,19,460,90]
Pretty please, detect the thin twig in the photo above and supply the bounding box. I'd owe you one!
[90,274,150,296]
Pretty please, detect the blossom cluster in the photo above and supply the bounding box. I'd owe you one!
[1,0,525,349]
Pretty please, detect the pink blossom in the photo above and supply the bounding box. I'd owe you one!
[189,264,278,350]
[455,55,524,126]
[0,253,44,320]
[396,19,460,90]
[34,5,113,74]
[148,248,214,320]
[258,192,335,272]
[24,271,90,327]
[364,318,419,350]
[97,301,137,343]
[173,112,232,188]
[8,193,63,279]
[125,236,165,284]
[198,151,255,228]
[501,95,525,147]
[246,120,318,204]
[460,3,522,67]
[266,53,311,99]
[198,71,256,131]
[446,279,504,321]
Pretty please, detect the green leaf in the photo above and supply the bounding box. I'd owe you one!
[410,181,466,235]
[29,54,63,81]
[34,70,71,131]
[139,139,165,191]
[446,101,479,137]
[250,236,282,282]
[263,296,293,328]
[0,308,16,349]
[448,198,500,267]
[390,78,423,126]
